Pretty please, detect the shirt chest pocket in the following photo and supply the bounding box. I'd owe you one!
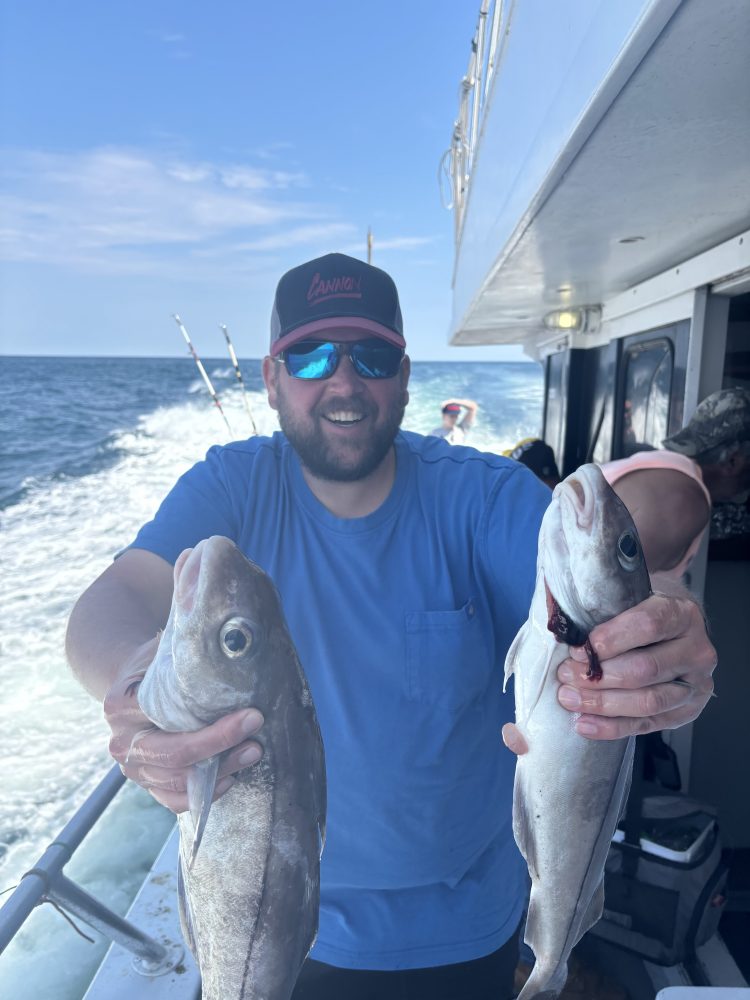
[405,597,493,710]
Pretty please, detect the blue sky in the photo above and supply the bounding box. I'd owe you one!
[0,1,526,361]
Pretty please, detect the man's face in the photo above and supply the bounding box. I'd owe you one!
[263,332,410,482]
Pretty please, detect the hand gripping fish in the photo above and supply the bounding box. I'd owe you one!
[503,463,651,1000]
[136,535,326,1000]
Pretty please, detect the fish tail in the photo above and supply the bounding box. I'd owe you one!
[515,959,568,1000]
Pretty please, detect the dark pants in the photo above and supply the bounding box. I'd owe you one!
[291,932,519,1000]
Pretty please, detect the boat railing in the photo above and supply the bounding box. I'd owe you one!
[440,0,512,245]
[0,763,182,977]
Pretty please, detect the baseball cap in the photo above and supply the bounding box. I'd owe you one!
[269,252,405,357]
[662,387,750,456]
[442,403,462,414]
[503,437,561,481]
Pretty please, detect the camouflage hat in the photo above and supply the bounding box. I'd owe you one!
[663,387,750,457]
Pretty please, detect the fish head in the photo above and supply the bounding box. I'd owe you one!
[540,463,651,636]
[144,535,291,726]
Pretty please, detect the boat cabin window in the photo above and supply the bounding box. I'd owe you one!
[544,350,567,461]
[620,339,673,455]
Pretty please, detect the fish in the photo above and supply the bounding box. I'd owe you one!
[503,463,651,1000]
[136,535,326,1000]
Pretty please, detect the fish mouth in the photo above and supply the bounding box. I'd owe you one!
[542,465,603,653]
[555,467,596,532]
[174,542,205,615]
[544,579,591,649]
[173,536,242,615]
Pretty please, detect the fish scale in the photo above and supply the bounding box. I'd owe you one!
[504,464,651,1000]
[137,535,326,1000]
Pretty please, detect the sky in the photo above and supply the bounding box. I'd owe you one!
[0,1,528,362]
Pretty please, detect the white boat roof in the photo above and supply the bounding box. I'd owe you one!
[450,0,750,346]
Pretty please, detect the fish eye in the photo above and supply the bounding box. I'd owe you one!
[219,617,254,658]
[617,530,640,570]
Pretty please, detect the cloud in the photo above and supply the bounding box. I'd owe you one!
[231,223,359,252]
[0,146,437,289]
[0,147,348,279]
[340,235,436,255]
[157,31,191,59]
[362,236,435,250]
[220,166,307,191]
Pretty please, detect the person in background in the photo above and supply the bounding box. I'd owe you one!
[65,252,716,1000]
[503,437,562,490]
[602,386,750,579]
[429,397,479,444]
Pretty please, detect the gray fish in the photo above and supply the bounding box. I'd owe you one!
[503,464,651,1000]
[137,535,326,1000]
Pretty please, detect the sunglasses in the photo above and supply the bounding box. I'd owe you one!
[278,339,405,380]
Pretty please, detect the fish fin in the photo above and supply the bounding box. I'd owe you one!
[317,816,326,857]
[571,737,635,942]
[177,850,198,959]
[513,774,537,875]
[519,882,603,1000]
[311,720,327,855]
[186,754,221,868]
[577,876,606,940]
[555,738,636,957]
[502,620,528,692]
[516,960,569,1000]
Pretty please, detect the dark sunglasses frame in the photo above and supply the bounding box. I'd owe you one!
[277,339,405,380]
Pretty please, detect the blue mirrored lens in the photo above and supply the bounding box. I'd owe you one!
[283,339,403,379]
[350,340,403,378]
[285,342,338,379]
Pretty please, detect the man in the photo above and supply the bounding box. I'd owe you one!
[503,437,562,490]
[602,386,750,578]
[429,397,479,444]
[65,253,716,1000]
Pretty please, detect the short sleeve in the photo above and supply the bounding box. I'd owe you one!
[481,463,550,634]
[128,444,242,565]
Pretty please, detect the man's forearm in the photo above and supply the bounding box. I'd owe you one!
[66,582,161,700]
[66,550,174,701]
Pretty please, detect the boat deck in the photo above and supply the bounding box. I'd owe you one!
[84,826,199,1000]
[81,823,748,999]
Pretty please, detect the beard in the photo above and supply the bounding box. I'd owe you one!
[275,387,407,483]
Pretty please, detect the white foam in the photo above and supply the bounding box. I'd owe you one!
[0,387,277,998]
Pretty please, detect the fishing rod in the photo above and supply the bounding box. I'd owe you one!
[220,324,257,435]
[172,314,233,436]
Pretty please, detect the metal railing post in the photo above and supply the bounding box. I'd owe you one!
[0,764,182,976]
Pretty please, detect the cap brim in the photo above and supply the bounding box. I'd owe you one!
[662,430,698,456]
[270,317,405,356]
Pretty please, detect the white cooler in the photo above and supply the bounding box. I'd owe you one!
[656,990,750,998]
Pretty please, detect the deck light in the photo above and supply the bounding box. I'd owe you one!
[543,309,583,331]
[543,306,601,334]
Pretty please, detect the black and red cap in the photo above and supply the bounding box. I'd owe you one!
[269,253,405,357]
[442,403,462,414]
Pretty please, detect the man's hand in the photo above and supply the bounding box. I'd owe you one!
[104,639,264,813]
[555,587,716,740]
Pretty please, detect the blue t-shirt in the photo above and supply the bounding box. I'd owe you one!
[130,429,550,970]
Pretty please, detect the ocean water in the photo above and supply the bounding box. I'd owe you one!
[0,354,543,999]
